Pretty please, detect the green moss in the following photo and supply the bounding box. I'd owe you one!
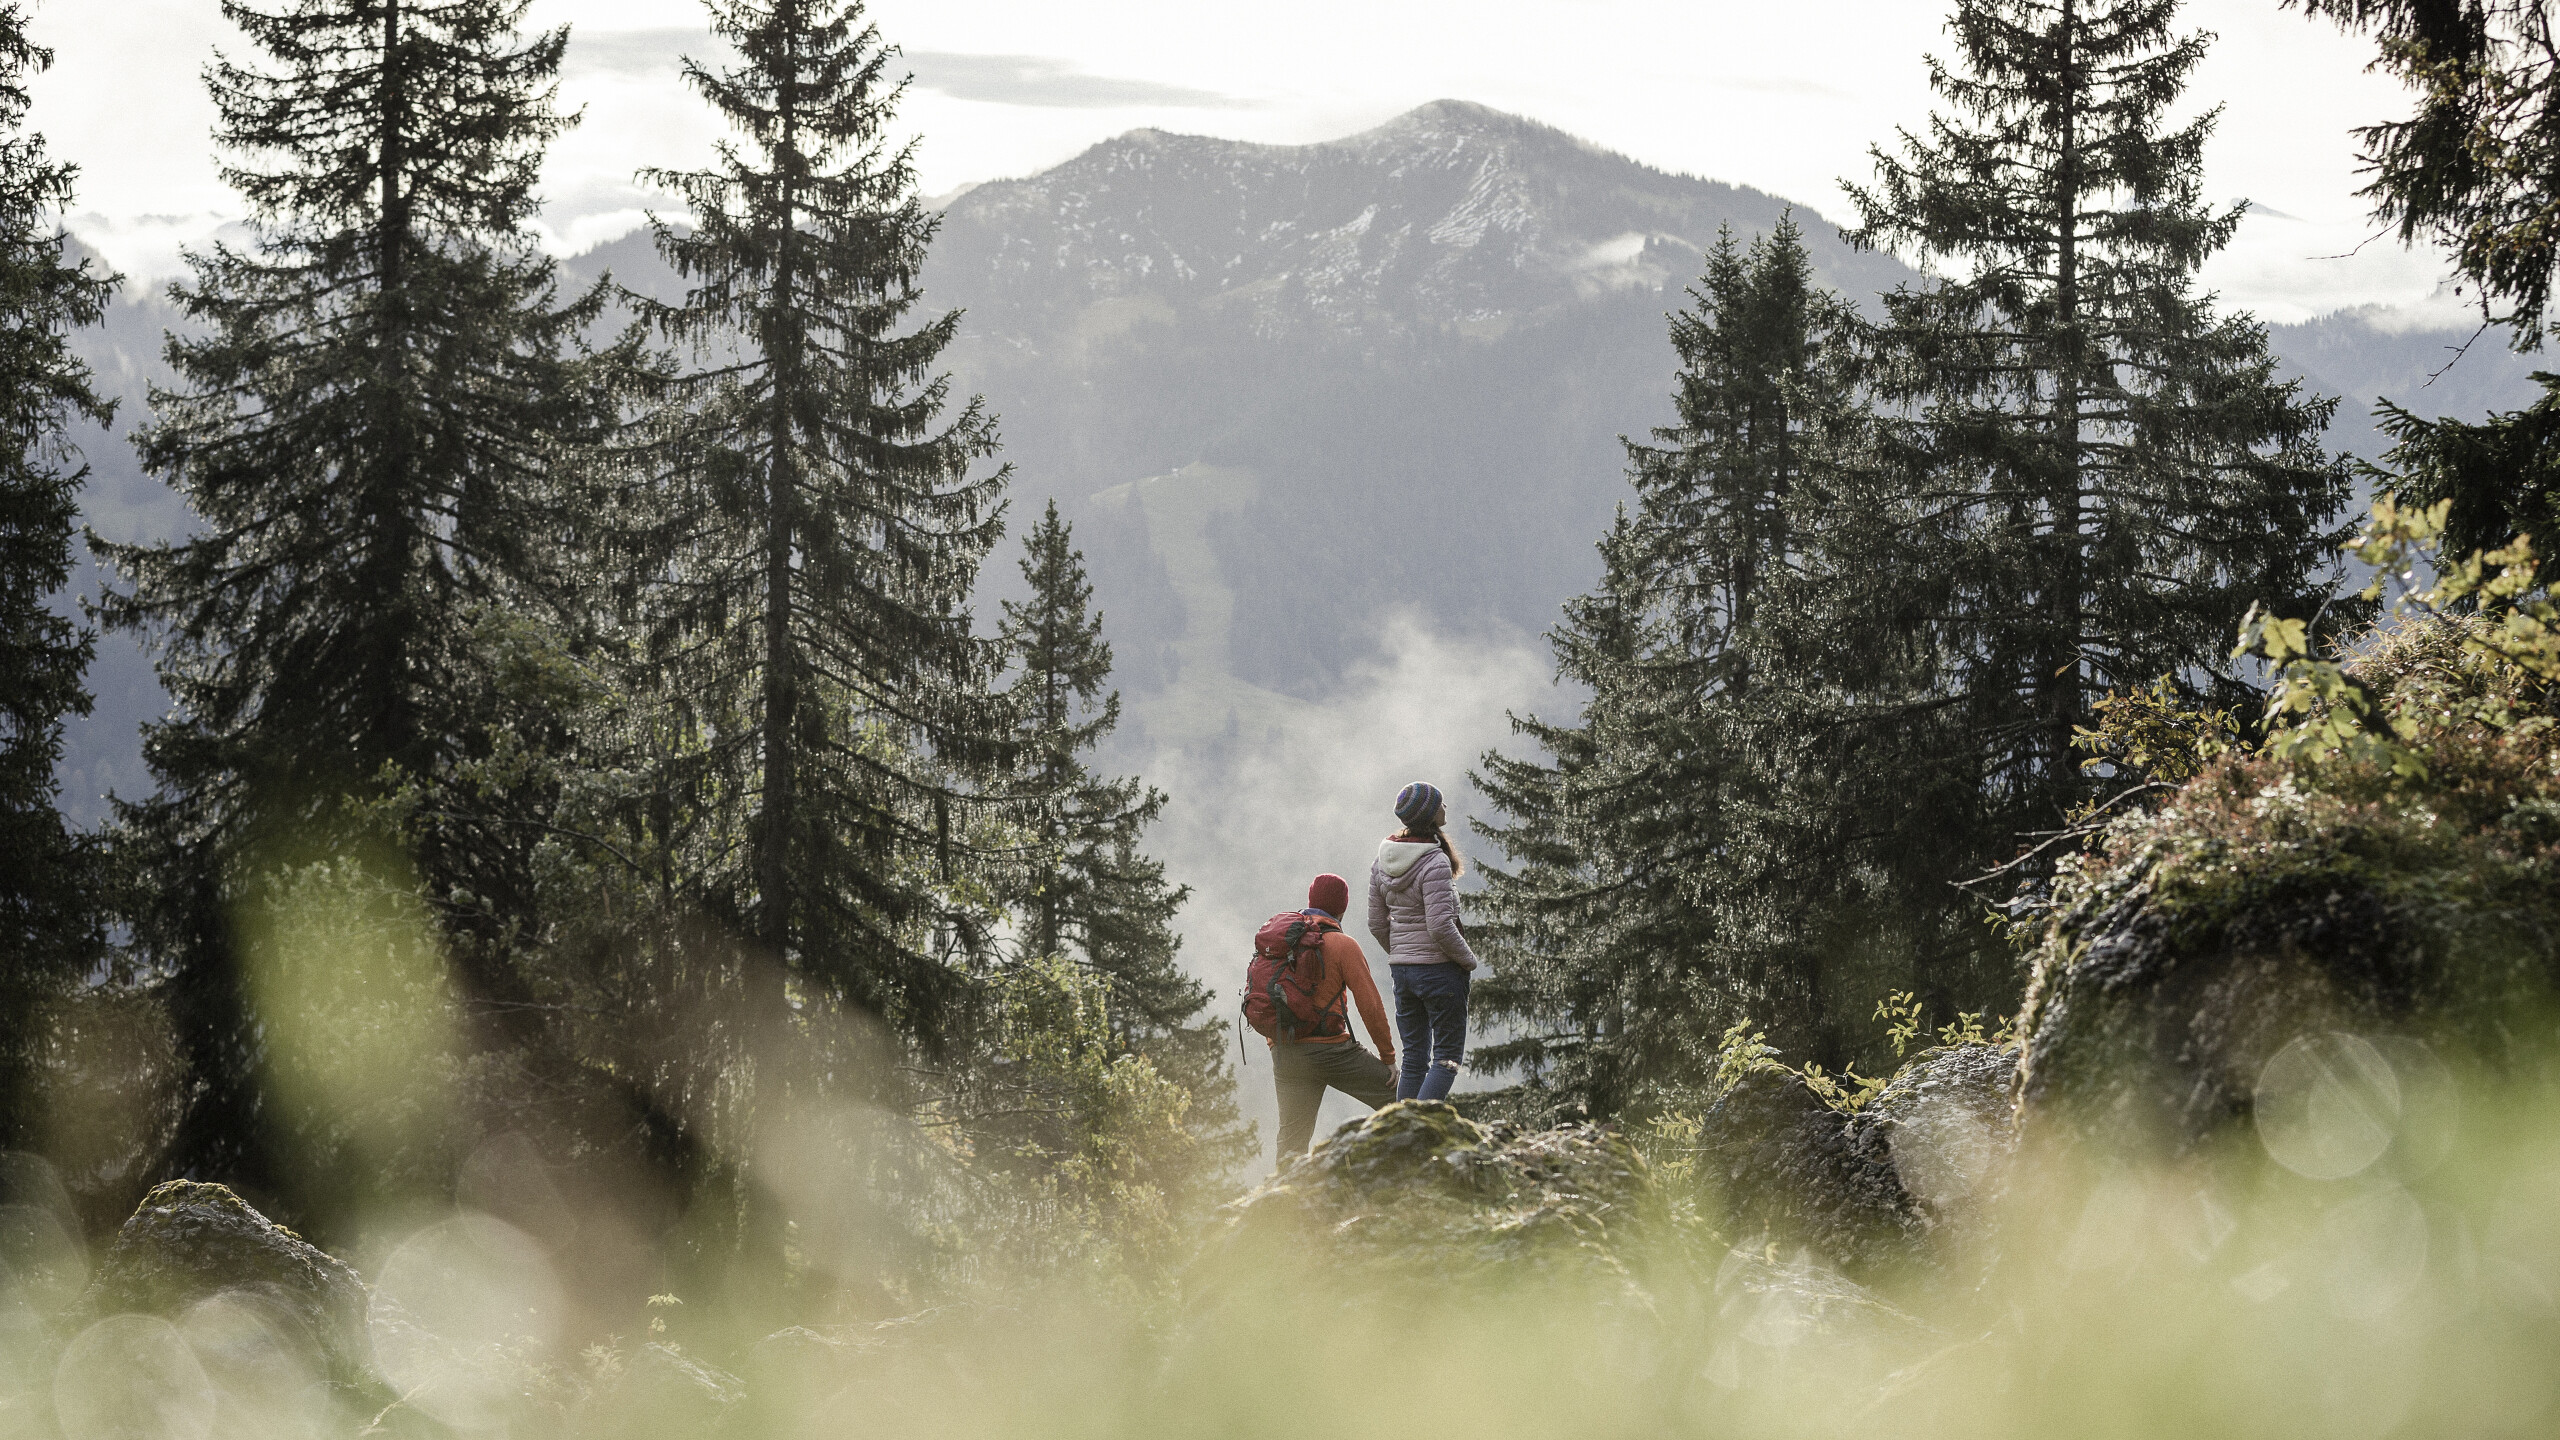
[1190,1102,1666,1308]
[2015,616,2560,1147]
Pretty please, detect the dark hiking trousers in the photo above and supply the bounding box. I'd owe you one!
[1271,1041,1396,1156]
[1393,963,1469,1102]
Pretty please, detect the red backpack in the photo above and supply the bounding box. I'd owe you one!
[1242,911,1348,1043]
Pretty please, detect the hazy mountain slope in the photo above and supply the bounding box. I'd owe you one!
[2268,310,2545,465]
[929,98,1911,342]
[919,100,1911,715]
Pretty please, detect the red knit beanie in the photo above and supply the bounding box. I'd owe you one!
[1307,873,1350,918]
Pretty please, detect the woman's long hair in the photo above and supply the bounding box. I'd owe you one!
[1398,816,1466,879]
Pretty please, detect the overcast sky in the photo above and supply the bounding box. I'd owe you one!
[30,0,2456,323]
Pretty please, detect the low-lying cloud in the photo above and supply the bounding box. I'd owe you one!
[1117,615,1559,1174]
[903,52,1251,111]
[564,29,1248,111]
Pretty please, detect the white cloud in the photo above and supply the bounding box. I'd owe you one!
[62,212,236,290]
[1122,615,1554,1174]
[2199,196,2462,327]
[528,207,657,258]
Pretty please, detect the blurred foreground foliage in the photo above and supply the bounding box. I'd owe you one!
[9,1042,2560,1440]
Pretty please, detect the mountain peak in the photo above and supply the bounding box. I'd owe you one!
[1351,98,1558,143]
[1083,101,1567,170]
[932,103,1904,344]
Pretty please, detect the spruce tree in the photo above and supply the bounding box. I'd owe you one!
[1829,0,2348,1018]
[2297,1,2560,345]
[996,503,1194,1027]
[1475,222,1875,1103]
[2290,4,2560,595]
[94,0,605,1189]
[1473,510,1664,1112]
[0,6,115,1145]
[629,0,1007,1052]
[2364,387,2560,585]
[991,500,1242,1172]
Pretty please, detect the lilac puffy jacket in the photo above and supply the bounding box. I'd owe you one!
[1367,837,1480,970]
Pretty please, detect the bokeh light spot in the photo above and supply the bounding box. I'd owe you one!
[52,1313,217,1440]
[2255,1033,2400,1180]
[370,1214,562,1430]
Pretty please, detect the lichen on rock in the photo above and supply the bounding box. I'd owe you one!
[80,1179,375,1389]
[1193,1100,1660,1299]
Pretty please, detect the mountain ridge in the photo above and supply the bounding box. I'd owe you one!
[47,101,2551,830]
[931,97,1908,349]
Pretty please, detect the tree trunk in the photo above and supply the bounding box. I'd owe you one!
[750,11,804,1038]
[2047,0,2086,798]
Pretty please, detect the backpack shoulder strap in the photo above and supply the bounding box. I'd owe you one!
[1300,920,1352,1020]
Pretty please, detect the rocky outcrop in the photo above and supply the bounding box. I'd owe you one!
[2018,877,2429,1149]
[1195,1101,1659,1298]
[1688,1045,2020,1281]
[746,1306,1033,1428]
[1709,1246,1934,1350]
[1699,1068,1916,1278]
[2017,790,2560,1152]
[576,1341,744,1438]
[2011,617,2560,1156]
[80,1180,374,1389]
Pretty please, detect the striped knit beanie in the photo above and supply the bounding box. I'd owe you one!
[1393,781,1443,828]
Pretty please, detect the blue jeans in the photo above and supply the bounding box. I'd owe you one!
[1392,963,1469,1101]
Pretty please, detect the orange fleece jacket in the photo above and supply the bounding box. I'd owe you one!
[1269,925,1395,1066]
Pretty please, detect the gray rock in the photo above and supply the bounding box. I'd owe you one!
[1194,1100,1661,1299]
[2013,868,2554,1154]
[80,1180,373,1388]
[1710,1245,1933,1350]
[576,1342,743,1439]
[1699,1069,1917,1279]
[744,1309,1030,1426]
[1843,1045,2018,1240]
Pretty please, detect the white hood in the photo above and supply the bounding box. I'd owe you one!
[1375,837,1440,882]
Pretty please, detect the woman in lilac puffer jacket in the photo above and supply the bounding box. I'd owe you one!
[1367,781,1480,1102]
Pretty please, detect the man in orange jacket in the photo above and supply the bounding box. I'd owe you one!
[1270,873,1398,1157]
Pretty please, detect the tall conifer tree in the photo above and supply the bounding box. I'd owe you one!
[2291,4,2560,600]
[996,501,1212,1039]
[0,6,115,1144]
[96,0,604,1186]
[2297,0,2560,345]
[2362,390,2560,586]
[1476,223,1875,1101]
[629,0,1007,1053]
[1483,5,2351,1105]
[1833,0,2347,1011]
[992,501,1238,1161]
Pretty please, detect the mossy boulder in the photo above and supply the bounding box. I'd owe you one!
[81,1180,375,1389]
[2017,618,2560,1153]
[1844,1043,2018,1242]
[1688,1044,2018,1280]
[1194,1101,1659,1296]
[1699,1068,1916,1278]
